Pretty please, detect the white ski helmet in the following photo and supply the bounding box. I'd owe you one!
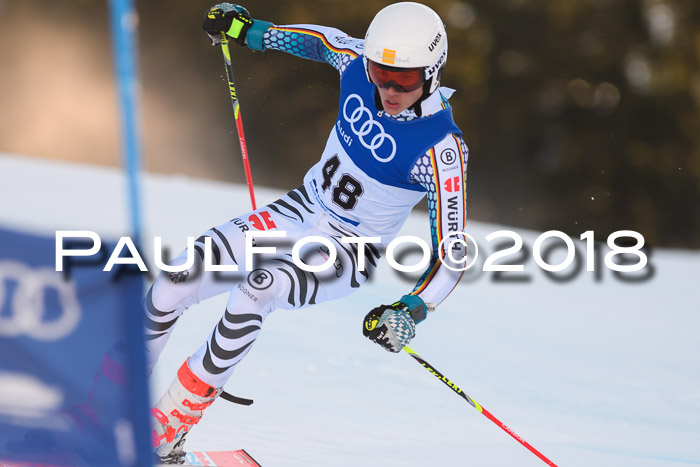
[364,2,448,96]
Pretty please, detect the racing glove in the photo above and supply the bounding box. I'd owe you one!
[363,295,428,353]
[202,3,272,50]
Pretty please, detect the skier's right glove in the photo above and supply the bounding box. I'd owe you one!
[363,302,416,353]
[363,295,429,353]
[202,3,273,51]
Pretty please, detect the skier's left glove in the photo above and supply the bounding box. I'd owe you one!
[202,3,272,50]
[363,295,428,353]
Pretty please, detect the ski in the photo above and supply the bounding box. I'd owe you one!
[158,449,261,466]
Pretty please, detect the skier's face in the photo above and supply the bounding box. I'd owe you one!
[376,85,423,115]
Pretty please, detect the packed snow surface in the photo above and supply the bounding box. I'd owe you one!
[1,153,699,466]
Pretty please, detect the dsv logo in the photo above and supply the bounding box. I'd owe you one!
[0,261,81,341]
[342,93,397,163]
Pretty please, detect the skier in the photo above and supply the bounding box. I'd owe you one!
[148,2,469,462]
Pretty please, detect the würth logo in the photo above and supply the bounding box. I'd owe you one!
[444,177,460,192]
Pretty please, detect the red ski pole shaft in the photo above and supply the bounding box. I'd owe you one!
[219,34,257,210]
[403,346,558,466]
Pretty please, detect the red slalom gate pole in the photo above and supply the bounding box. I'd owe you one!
[219,34,257,210]
[403,346,558,466]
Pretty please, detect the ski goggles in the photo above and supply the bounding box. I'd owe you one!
[367,60,425,93]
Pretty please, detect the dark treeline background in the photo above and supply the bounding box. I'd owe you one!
[1,0,698,248]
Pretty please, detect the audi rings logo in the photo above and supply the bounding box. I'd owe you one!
[0,261,81,341]
[342,94,397,162]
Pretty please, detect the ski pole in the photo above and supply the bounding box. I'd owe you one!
[219,33,257,210]
[403,346,558,466]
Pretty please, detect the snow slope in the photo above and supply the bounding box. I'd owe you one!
[1,153,699,466]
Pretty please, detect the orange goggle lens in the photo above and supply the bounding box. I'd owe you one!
[368,61,424,93]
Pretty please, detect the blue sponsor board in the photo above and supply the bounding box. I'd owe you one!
[0,227,151,466]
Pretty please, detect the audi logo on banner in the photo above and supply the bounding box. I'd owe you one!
[342,93,397,163]
[0,260,81,341]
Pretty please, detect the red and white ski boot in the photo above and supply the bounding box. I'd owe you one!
[151,360,222,462]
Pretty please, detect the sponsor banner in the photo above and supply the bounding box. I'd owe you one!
[0,226,149,466]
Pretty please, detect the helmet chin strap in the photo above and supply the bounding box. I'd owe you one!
[413,65,446,116]
[411,96,424,118]
[373,88,383,112]
[413,78,437,117]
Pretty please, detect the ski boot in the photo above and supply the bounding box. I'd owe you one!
[151,360,222,461]
[154,433,187,464]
